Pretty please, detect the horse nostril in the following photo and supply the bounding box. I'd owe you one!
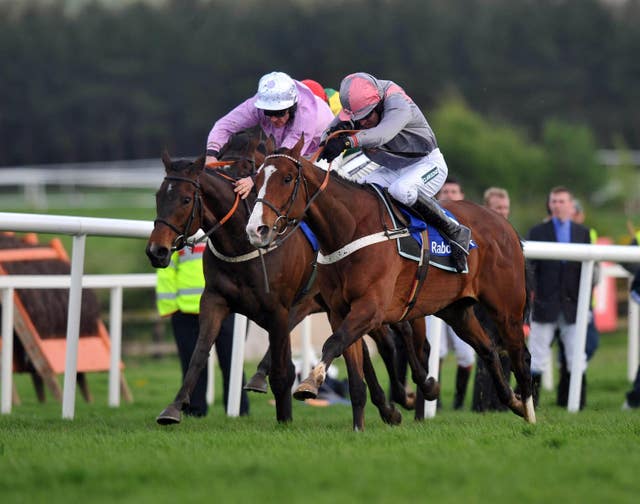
[257,225,269,238]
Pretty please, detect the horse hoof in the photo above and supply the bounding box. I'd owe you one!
[403,391,416,410]
[293,379,318,401]
[244,373,269,394]
[384,407,402,426]
[422,377,440,402]
[156,405,182,425]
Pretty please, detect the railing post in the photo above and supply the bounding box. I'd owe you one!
[108,286,123,407]
[62,234,86,420]
[628,286,639,382]
[226,314,247,417]
[1,287,15,414]
[567,260,594,413]
[425,316,443,418]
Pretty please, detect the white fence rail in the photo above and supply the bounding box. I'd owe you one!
[1,212,640,419]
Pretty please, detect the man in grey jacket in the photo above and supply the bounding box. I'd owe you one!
[320,72,470,271]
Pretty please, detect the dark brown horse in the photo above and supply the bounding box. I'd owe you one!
[246,138,536,423]
[145,131,411,429]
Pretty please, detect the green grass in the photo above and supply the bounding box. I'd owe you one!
[2,332,640,503]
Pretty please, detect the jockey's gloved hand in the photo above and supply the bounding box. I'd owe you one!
[325,121,354,138]
[320,135,352,162]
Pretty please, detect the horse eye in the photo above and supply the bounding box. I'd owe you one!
[182,196,192,205]
[284,174,293,183]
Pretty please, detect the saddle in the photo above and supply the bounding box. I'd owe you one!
[369,184,475,273]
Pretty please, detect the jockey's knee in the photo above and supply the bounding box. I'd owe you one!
[388,181,417,206]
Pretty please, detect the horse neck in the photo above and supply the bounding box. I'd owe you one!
[199,173,253,253]
[301,162,368,252]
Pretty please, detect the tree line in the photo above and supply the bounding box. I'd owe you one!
[1,0,638,204]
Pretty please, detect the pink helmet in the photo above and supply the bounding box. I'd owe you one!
[338,72,383,121]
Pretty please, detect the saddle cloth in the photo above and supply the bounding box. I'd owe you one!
[369,184,477,273]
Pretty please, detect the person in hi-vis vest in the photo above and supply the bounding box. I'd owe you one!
[156,234,249,416]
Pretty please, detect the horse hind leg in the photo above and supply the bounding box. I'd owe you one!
[360,337,402,426]
[245,348,270,394]
[342,340,368,431]
[391,319,440,403]
[440,302,526,420]
[499,318,536,424]
[369,325,415,410]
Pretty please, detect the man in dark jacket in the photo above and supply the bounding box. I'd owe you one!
[527,186,591,408]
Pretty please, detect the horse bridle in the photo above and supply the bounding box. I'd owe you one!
[256,153,331,245]
[154,157,255,251]
[255,154,307,237]
[154,175,203,251]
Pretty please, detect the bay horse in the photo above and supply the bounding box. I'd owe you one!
[246,137,536,423]
[145,130,415,430]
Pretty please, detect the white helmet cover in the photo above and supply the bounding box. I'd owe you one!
[254,71,298,110]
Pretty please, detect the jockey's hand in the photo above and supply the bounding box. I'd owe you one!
[321,121,353,144]
[205,155,218,168]
[234,176,254,199]
[319,135,351,162]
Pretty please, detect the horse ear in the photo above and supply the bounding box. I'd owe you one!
[193,154,206,171]
[292,135,305,158]
[161,149,172,170]
[265,135,276,154]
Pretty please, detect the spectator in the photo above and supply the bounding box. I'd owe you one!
[156,231,249,417]
[471,187,512,412]
[483,186,510,219]
[206,71,334,199]
[553,198,601,406]
[526,186,591,408]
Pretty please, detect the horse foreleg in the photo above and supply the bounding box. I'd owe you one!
[157,296,227,425]
[294,300,380,401]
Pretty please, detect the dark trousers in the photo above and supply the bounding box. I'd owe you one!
[626,366,640,407]
[171,312,249,416]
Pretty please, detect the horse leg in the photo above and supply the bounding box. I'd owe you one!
[439,302,525,419]
[266,311,295,423]
[405,318,441,401]
[245,294,324,395]
[157,295,228,425]
[294,299,381,401]
[495,316,536,424]
[369,325,415,410]
[245,348,270,394]
[360,336,402,426]
[342,339,367,431]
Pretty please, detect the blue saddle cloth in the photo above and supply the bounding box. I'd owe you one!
[397,207,477,272]
[300,221,319,252]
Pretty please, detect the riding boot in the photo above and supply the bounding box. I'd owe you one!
[411,197,471,272]
[556,362,570,407]
[453,365,472,410]
[531,373,542,407]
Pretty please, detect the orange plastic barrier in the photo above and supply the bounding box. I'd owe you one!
[593,237,618,333]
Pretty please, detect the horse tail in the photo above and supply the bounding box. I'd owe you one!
[520,238,533,325]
